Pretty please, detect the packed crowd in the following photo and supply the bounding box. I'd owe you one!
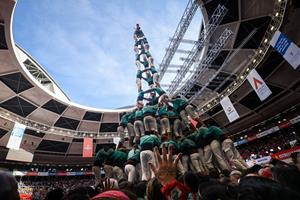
[1,145,300,200]
[237,130,299,161]
[17,177,94,200]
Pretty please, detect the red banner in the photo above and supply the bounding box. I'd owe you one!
[20,194,32,200]
[247,135,257,142]
[57,172,67,176]
[278,121,291,129]
[26,172,38,176]
[83,137,93,158]
[271,146,300,160]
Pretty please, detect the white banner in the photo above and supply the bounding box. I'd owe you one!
[290,115,300,124]
[270,30,300,69]
[247,69,272,101]
[256,126,279,138]
[6,148,33,162]
[220,96,239,122]
[6,122,26,150]
[246,156,271,167]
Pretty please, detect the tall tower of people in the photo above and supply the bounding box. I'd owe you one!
[94,25,249,185]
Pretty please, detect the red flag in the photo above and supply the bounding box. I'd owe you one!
[189,117,198,129]
[83,138,93,158]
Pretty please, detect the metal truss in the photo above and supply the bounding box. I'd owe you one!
[24,60,52,85]
[178,28,234,96]
[190,28,258,103]
[167,4,228,95]
[158,0,199,80]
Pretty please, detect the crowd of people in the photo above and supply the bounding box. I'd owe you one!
[237,129,299,161]
[1,145,300,200]
[17,177,94,200]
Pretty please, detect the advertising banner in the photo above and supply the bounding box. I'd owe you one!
[6,123,26,150]
[271,146,300,160]
[270,30,300,69]
[83,137,93,158]
[220,96,239,122]
[247,69,272,101]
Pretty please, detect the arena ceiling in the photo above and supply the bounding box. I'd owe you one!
[0,0,299,164]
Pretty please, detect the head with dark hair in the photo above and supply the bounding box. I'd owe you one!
[64,187,90,200]
[238,176,300,200]
[272,164,300,193]
[245,164,262,175]
[85,186,97,198]
[44,188,64,200]
[0,172,19,200]
[199,181,236,200]
[133,181,147,198]
[183,172,199,193]
[146,178,165,200]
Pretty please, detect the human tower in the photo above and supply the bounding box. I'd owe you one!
[117,24,203,146]
[93,25,248,184]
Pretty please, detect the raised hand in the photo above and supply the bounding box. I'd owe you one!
[99,178,115,192]
[149,144,182,186]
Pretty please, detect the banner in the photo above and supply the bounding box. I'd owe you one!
[247,135,257,142]
[220,96,239,122]
[6,123,26,150]
[256,126,279,138]
[290,115,300,124]
[270,31,300,69]
[278,121,291,129]
[246,156,271,167]
[83,137,93,158]
[271,146,300,160]
[37,172,49,176]
[247,69,272,101]
[6,148,33,163]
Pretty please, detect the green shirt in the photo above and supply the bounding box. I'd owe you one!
[94,149,109,166]
[127,148,140,163]
[108,149,128,167]
[142,74,153,86]
[169,98,188,113]
[207,126,224,141]
[120,113,131,125]
[136,70,143,79]
[187,127,208,148]
[179,138,197,154]
[135,109,144,120]
[137,91,145,101]
[140,134,161,150]
[167,108,180,118]
[158,105,168,117]
[142,104,158,115]
[127,111,136,123]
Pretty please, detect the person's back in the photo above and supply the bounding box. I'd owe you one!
[0,171,20,200]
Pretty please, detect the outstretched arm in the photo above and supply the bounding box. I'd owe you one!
[149,144,182,186]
